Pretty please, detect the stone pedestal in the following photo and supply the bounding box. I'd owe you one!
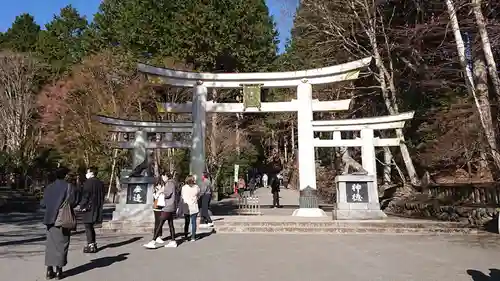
[293,186,327,217]
[333,174,386,220]
[112,177,156,222]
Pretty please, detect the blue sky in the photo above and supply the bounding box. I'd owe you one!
[0,0,299,53]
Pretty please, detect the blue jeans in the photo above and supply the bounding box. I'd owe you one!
[184,213,198,239]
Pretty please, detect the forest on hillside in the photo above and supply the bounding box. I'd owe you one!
[0,0,499,204]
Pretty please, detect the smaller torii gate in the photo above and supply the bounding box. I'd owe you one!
[96,115,193,221]
[312,112,415,219]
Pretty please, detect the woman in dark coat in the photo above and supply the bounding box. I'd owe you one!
[42,167,77,280]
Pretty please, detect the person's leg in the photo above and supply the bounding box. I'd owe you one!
[165,213,177,247]
[272,192,278,207]
[53,227,71,278]
[45,225,56,278]
[90,223,96,244]
[205,194,212,224]
[167,215,176,240]
[153,217,167,241]
[153,211,162,238]
[201,194,212,224]
[190,213,197,240]
[84,223,93,245]
[83,223,93,253]
[144,211,163,248]
[199,195,207,224]
[276,192,281,207]
[184,215,190,238]
[88,223,97,253]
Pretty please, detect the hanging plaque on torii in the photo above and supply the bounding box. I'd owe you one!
[241,84,262,111]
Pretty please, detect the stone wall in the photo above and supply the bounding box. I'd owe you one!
[385,199,499,227]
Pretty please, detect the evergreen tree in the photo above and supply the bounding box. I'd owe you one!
[1,13,40,52]
[91,0,278,72]
[36,5,89,72]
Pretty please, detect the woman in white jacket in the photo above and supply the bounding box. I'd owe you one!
[180,175,201,241]
[143,175,167,248]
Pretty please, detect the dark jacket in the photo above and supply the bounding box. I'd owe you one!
[42,179,77,225]
[248,178,256,190]
[199,178,212,195]
[79,177,105,224]
[270,175,280,193]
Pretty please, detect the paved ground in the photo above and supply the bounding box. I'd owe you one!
[2,214,500,281]
[253,186,299,206]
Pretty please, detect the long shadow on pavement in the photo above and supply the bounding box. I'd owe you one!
[467,268,500,281]
[0,230,85,247]
[99,237,142,252]
[64,253,129,278]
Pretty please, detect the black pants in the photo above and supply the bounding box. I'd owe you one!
[84,223,96,244]
[153,211,176,240]
[200,194,212,224]
[272,191,280,207]
[153,210,163,238]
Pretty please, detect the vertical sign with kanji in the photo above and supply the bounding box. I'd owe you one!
[345,182,369,203]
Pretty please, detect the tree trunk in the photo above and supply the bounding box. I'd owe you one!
[446,0,500,171]
[153,133,160,177]
[284,135,288,163]
[383,147,392,185]
[473,57,500,170]
[359,4,420,185]
[472,0,500,99]
[210,89,219,174]
[106,132,118,200]
[236,113,241,156]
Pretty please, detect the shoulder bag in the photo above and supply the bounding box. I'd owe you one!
[54,184,76,229]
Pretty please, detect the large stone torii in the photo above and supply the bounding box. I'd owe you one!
[137,57,413,218]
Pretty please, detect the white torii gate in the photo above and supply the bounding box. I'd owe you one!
[138,57,372,217]
[312,111,415,179]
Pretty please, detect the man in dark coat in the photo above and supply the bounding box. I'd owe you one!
[269,174,282,208]
[77,166,105,253]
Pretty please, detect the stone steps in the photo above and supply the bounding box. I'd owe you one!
[98,219,478,235]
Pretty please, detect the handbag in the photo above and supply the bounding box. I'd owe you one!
[54,184,76,229]
[157,193,165,207]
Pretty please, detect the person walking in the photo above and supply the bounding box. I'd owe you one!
[144,174,167,248]
[42,167,77,280]
[144,172,178,249]
[77,166,105,254]
[262,173,268,188]
[270,174,282,208]
[180,175,200,241]
[199,172,213,228]
[248,177,256,196]
[237,176,246,196]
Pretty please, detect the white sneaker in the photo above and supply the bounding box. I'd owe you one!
[155,237,165,244]
[208,222,214,227]
[190,238,196,242]
[143,240,157,249]
[199,223,209,228]
[165,241,177,248]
